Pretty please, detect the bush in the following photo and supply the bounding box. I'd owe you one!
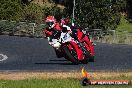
[0,1,63,23]
[21,3,63,23]
[0,0,22,21]
[21,3,43,23]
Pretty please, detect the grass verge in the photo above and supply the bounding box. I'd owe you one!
[96,15,132,44]
[0,72,132,80]
[116,16,132,33]
[0,72,132,88]
[0,77,132,88]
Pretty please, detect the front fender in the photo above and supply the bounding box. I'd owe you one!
[76,29,94,56]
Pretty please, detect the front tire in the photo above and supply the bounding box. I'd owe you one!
[63,46,79,64]
[54,49,63,58]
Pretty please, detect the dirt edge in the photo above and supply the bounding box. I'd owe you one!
[0,72,132,80]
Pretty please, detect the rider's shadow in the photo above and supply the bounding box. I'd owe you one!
[35,59,77,65]
[49,59,68,62]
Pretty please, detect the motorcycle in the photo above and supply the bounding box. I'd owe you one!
[47,30,90,64]
[70,27,94,62]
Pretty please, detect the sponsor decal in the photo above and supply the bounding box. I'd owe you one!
[90,80,130,85]
[81,67,131,86]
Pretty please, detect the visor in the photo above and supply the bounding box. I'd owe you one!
[46,22,54,27]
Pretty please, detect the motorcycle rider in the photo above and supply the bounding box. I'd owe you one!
[43,15,62,44]
[44,16,74,43]
[44,16,83,43]
[43,16,73,58]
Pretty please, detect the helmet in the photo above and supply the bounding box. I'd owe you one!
[46,16,56,28]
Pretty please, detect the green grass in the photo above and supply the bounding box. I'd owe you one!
[0,77,132,88]
[116,16,132,33]
[99,16,132,44]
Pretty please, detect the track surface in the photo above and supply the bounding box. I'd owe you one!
[0,35,132,72]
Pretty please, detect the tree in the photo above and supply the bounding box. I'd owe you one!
[0,0,22,21]
[64,0,125,30]
[42,5,63,21]
[126,0,132,22]
[21,3,43,23]
[21,0,33,5]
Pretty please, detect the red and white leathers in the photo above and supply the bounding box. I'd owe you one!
[44,23,62,44]
[44,17,72,39]
[43,16,62,45]
[44,22,62,37]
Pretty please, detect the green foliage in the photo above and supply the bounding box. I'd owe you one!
[0,78,132,88]
[21,3,43,23]
[0,0,22,21]
[0,0,64,36]
[42,5,63,21]
[116,15,132,33]
[0,20,17,33]
[65,0,126,30]
[0,0,63,23]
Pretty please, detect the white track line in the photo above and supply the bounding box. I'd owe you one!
[0,54,8,62]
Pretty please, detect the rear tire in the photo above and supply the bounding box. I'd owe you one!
[81,59,88,64]
[89,56,94,62]
[63,46,79,64]
[82,51,94,63]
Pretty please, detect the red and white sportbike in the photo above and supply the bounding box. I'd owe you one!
[47,29,94,64]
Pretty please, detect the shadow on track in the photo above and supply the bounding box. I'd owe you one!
[35,59,77,65]
[49,59,68,61]
[35,62,77,65]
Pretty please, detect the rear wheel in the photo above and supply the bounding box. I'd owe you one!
[89,56,94,62]
[81,49,89,64]
[82,49,95,63]
[63,46,79,64]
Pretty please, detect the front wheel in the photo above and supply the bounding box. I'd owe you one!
[63,46,79,64]
[54,49,63,58]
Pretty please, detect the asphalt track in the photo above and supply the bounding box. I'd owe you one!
[0,35,132,72]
